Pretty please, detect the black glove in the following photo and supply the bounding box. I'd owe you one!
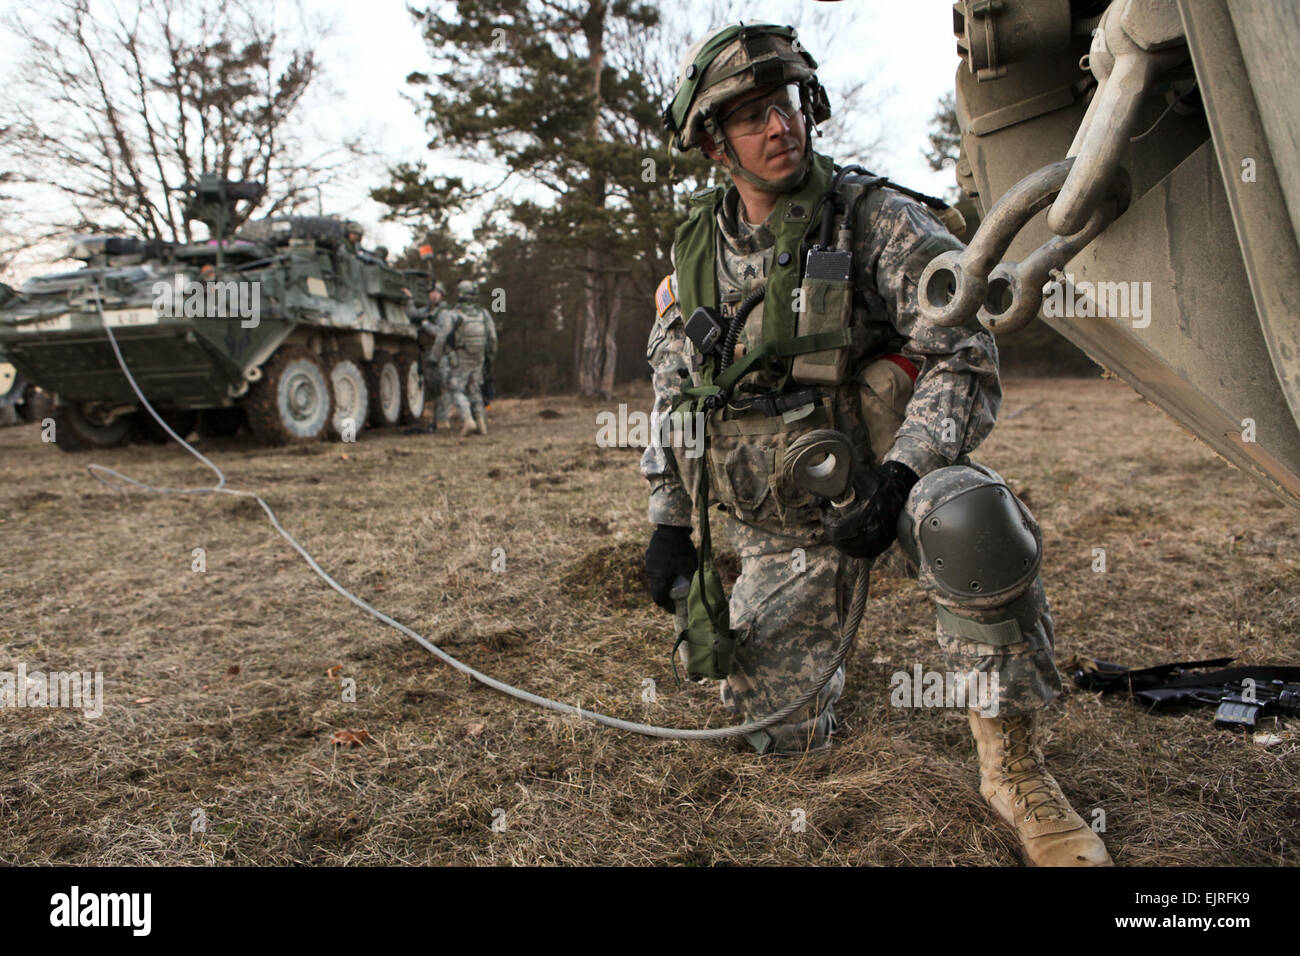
[645,524,697,612]
[821,461,919,561]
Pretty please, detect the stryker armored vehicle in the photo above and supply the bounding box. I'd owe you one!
[918,0,1300,510]
[0,175,428,450]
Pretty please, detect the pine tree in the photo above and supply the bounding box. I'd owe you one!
[375,0,711,398]
[1,0,355,245]
[924,91,962,172]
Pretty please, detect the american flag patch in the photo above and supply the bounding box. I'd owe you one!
[655,274,675,317]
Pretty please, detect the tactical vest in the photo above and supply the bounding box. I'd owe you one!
[454,305,489,358]
[671,153,916,534]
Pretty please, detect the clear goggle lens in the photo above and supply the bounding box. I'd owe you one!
[719,83,802,136]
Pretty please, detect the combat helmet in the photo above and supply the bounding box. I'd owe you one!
[456,279,480,299]
[662,22,831,192]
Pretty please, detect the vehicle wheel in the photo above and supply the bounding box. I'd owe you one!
[243,345,332,444]
[18,385,56,423]
[202,406,244,437]
[365,350,402,428]
[139,407,199,444]
[329,357,370,440]
[398,352,425,424]
[50,402,138,453]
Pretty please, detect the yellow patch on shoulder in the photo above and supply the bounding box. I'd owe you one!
[654,274,675,317]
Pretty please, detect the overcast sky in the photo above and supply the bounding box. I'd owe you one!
[2,0,962,272]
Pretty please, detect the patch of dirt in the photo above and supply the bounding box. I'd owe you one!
[557,541,647,609]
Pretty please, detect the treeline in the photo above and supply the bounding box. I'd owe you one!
[0,0,1093,392]
[374,0,711,400]
[378,2,1094,396]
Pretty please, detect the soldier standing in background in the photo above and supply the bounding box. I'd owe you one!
[445,279,497,437]
[641,21,1110,866]
[406,282,455,434]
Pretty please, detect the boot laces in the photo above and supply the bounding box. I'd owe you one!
[1000,716,1070,823]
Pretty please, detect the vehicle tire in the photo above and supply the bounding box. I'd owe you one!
[329,357,370,440]
[398,352,425,424]
[50,402,138,453]
[139,408,199,444]
[365,350,402,428]
[18,385,56,423]
[202,406,244,437]
[243,345,333,444]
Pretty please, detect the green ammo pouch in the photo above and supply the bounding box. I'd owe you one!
[792,248,852,387]
[674,552,734,682]
[668,383,738,683]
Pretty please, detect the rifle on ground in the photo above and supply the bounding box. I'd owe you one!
[1070,657,1300,730]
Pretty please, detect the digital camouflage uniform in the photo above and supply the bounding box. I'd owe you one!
[425,307,457,426]
[640,173,1061,754]
[640,19,1109,866]
[444,302,498,427]
[407,296,456,426]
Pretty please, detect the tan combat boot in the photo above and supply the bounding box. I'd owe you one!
[475,412,488,436]
[460,417,477,437]
[969,709,1113,866]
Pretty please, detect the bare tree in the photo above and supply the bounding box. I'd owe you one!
[0,125,29,274]
[0,0,363,245]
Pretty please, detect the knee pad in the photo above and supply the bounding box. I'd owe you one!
[896,464,1042,611]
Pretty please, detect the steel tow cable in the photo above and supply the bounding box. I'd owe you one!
[83,285,867,741]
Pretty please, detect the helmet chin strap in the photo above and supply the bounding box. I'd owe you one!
[705,108,815,196]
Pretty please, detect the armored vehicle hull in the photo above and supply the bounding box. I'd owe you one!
[930,0,1300,509]
[0,218,429,449]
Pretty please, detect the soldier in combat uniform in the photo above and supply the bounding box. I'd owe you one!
[640,22,1110,866]
[445,279,497,437]
[406,282,455,433]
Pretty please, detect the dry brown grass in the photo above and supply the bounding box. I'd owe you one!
[1,376,1297,866]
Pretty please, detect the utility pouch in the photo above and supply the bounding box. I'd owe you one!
[673,555,734,682]
[792,248,852,386]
